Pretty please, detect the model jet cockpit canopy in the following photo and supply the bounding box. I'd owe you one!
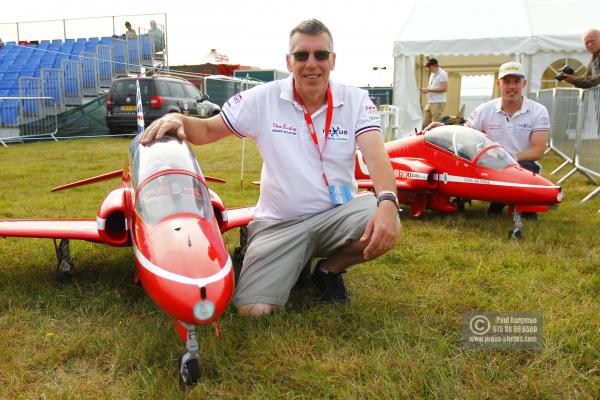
[129,136,213,224]
[425,126,517,170]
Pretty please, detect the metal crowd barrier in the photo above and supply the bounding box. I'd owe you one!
[574,87,600,202]
[97,45,114,88]
[111,38,128,77]
[81,51,100,96]
[546,88,581,176]
[538,86,600,205]
[379,105,400,142]
[127,38,141,74]
[62,59,84,106]
[0,96,59,147]
[536,89,554,151]
[41,68,65,112]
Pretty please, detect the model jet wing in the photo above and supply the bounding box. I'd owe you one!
[220,207,255,233]
[0,219,101,242]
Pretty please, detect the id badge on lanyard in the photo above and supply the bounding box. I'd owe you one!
[294,84,352,205]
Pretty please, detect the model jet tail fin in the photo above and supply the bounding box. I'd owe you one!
[205,176,226,184]
[51,169,124,192]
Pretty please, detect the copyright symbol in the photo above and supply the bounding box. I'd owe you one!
[469,315,490,336]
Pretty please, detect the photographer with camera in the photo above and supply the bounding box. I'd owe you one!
[561,29,600,88]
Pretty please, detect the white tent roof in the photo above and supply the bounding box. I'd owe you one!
[392,0,599,137]
[394,0,594,57]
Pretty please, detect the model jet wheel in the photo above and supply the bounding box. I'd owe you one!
[179,353,200,386]
[508,228,523,240]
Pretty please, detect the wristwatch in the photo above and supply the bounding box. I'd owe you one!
[377,190,401,214]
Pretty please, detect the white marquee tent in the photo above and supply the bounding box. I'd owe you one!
[393,0,600,136]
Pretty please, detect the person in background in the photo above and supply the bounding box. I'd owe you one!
[124,21,137,39]
[139,19,401,317]
[420,58,448,128]
[148,20,165,56]
[466,61,549,217]
[562,29,600,88]
[0,38,4,49]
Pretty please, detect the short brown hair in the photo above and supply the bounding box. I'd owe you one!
[289,19,333,50]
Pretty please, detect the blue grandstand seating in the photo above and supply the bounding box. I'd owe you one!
[3,73,19,81]
[40,60,54,69]
[0,99,20,125]
[29,55,43,64]
[0,80,17,90]
[0,31,154,115]
[13,57,29,65]
[20,65,38,77]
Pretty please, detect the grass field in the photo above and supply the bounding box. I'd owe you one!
[0,136,599,399]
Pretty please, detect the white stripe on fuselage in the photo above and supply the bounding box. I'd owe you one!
[432,173,560,189]
[133,243,232,287]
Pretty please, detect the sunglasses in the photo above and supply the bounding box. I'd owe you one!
[291,50,331,62]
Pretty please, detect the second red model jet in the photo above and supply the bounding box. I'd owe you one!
[355,125,563,239]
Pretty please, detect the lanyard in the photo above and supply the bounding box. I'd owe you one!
[293,83,333,186]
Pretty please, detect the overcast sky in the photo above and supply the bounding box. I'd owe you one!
[0,0,419,87]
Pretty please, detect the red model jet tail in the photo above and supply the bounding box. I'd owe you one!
[51,169,125,192]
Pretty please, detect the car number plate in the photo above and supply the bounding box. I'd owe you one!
[121,105,136,111]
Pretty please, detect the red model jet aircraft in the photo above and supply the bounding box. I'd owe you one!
[0,135,254,385]
[355,125,563,239]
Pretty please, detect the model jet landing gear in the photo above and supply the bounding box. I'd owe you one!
[452,198,471,212]
[53,239,75,280]
[508,212,523,240]
[179,323,201,386]
[233,225,248,272]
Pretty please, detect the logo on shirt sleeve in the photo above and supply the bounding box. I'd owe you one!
[364,105,378,114]
[233,93,243,104]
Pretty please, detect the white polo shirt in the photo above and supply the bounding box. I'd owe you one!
[220,76,381,221]
[467,97,550,155]
[427,68,448,103]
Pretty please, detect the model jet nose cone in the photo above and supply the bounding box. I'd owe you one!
[193,300,216,321]
[557,189,565,203]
